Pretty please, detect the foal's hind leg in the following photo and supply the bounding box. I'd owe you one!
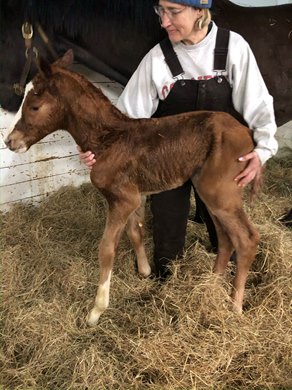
[126,196,151,278]
[196,182,259,313]
[210,213,234,275]
[87,191,142,326]
[222,209,259,312]
[212,207,259,313]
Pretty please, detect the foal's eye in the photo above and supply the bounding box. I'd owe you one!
[31,106,39,111]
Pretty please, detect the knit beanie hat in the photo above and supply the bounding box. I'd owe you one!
[168,0,212,8]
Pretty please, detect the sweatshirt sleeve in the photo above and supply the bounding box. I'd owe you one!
[228,34,278,165]
[117,50,159,119]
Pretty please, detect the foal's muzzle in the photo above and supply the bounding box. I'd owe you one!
[5,132,28,153]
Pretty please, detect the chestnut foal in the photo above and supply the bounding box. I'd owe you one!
[5,51,260,325]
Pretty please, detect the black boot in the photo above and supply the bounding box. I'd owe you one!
[193,189,218,251]
[278,208,292,228]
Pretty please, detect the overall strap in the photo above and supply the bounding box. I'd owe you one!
[160,25,230,78]
[160,38,184,78]
[213,28,230,71]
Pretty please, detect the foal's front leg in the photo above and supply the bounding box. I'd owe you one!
[87,196,140,326]
[126,196,151,278]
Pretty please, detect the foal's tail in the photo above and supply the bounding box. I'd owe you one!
[249,166,264,202]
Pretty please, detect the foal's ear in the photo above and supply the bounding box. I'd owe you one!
[37,56,52,79]
[53,49,74,68]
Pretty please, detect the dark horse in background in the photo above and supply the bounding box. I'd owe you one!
[0,0,292,127]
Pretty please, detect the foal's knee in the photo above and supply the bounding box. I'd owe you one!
[244,229,259,260]
[234,228,259,282]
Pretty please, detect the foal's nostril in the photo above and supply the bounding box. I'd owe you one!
[4,138,12,149]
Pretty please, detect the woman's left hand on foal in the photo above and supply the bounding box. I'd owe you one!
[77,145,96,170]
[234,151,262,187]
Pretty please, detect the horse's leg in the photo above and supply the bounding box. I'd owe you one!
[125,196,151,278]
[87,192,141,326]
[210,213,234,274]
[224,209,259,312]
[192,179,234,275]
[196,181,259,313]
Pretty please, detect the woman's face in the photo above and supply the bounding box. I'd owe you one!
[158,0,202,43]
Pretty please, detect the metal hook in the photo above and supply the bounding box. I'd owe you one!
[25,47,39,60]
[22,22,33,40]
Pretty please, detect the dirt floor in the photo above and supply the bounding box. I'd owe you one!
[1,156,291,390]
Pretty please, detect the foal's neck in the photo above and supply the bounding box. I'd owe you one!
[55,69,130,152]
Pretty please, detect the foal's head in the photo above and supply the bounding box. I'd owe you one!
[5,50,73,153]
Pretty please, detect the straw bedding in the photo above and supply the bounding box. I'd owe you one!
[1,156,291,390]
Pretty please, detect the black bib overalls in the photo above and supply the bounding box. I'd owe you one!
[151,27,245,278]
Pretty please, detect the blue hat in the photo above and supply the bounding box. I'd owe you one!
[168,0,212,8]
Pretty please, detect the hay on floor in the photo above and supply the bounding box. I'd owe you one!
[1,156,291,390]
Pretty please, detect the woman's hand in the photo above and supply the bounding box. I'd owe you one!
[77,145,96,170]
[234,151,262,187]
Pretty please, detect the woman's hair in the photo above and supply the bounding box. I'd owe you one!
[196,8,211,30]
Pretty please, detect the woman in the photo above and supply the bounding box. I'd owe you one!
[79,0,278,278]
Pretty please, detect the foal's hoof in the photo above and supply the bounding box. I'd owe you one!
[232,302,243,314]
[138,265,152,279]
[86,308,102,326]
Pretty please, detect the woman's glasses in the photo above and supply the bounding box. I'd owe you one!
[153,5,187,20]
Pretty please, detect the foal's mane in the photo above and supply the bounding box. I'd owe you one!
[51,65,126,120]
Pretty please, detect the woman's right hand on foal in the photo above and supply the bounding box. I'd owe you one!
[77,145,96,169]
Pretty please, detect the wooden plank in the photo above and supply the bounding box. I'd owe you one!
[94,81,124,102]
[0,108,15,130]
[1,170,90,206]
[1,154,89,186]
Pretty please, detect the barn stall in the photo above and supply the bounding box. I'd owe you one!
[1,1,292,389]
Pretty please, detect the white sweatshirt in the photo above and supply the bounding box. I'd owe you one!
[117,22,278,165]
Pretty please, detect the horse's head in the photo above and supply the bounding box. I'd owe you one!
[5,50,73,153]
[0,27,29,111]
[0,22,59,112]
